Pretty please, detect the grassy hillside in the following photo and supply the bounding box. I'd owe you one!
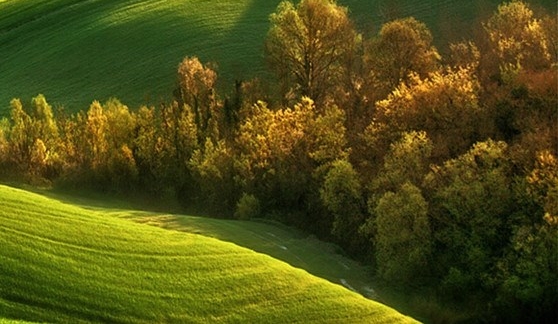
[0,184,417,323]
[0,0,281,112]
[0,0,554,114]
[125,213,377,299]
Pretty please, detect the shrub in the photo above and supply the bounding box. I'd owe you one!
[234,193,261,220]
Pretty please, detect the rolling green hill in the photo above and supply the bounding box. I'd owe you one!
[0,0,282,112]
[0,0,554,114]
[0,184,417,323]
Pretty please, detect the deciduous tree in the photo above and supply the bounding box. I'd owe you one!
[364,17,440,97]
[425,140,514,297]
[320,159,364,252]
[189,138,235,215]
[496,151,558,323]
[133,106,159,185]
[362,131,432,259]
[176,57,220,140]
[85,101,108,171]
[266,0,358,105]
[32,94,59,148]
[365,66,481,161]
[0,118,9,166]
[234,99,313,210]
[484,0,554,74]
[9,98,34,169]
[373,182,431,286]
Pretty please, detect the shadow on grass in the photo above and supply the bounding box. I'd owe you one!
[3,180,378,304]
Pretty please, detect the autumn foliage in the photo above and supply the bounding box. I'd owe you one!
[0,1,556,322]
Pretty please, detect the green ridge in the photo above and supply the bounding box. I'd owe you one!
[0,184,417,323]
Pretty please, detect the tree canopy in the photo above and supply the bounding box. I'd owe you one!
[266,0,358,105]
[0,1,556,322]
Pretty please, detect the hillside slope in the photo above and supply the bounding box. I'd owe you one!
[0,0,283,112]
[0,0,554,113]
[0,184,417,323]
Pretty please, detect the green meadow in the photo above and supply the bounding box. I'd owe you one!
[1,1,556,322]
[0,184,417,323]
[1,0,554,113]
[0,0,281,111]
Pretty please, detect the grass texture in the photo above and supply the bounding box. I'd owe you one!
[0,184,418,323]
[1,0,554,113]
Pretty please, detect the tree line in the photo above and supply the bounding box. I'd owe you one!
[0,0,556,322]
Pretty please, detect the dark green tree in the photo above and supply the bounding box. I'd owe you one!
[320,159,365,252]
[424,140,514,299]
[373,182,431,286]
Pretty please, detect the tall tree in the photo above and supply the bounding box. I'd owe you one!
[483,0,554,74]
[373,182,431,286]
[0,118,9,166]
[32,94,59,149]
[133,106,160,189]
[9,98,34,169]
[424,140,514,299]
[176,56,219,141]
[365,66,482,161]
[369,130,433,194]
[266,0,358,105]
[85,101,108,171]
[103,99,138,191]
[320,159,365,253]
[189,138,235,215]
[31,95,61,179]
[234,99,313,208]
[361,131,433,262]
[364,17,440,98]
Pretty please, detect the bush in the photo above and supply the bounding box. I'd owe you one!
[234,193,261,220]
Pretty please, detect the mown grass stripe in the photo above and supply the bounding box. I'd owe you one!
[0,184,417,323]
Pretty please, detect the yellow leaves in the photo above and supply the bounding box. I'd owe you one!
[177,57,219,140]
[237,100,310,172]
[86,101,108,168]
[543,212,558,226]
[537,158,558,226]
[235,97,348,189]
[236,102,273,170]
[177,57,217,96]
[527,150,557,188]
[308,104,348,164]
[266,0,357,103]
[133,106,157,164]
[376,67,480,135]
[83,99,141,177]
[269,108,304,155]
[484,1,553,71]
[365,17,441,95]
[0,118,8,159]
[527,151,558,224]
[120,144,135,166]
[177,105,199,154]
[9,98,33,155]
[30,138,47,171]
[7,96,64,177]
[190,139,231,182]
[450,41,480,69]
[107,144,139,182]
[32,94,59,144]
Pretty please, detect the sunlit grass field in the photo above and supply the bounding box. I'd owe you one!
[0,184,418,323]
[1,0,554,114]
